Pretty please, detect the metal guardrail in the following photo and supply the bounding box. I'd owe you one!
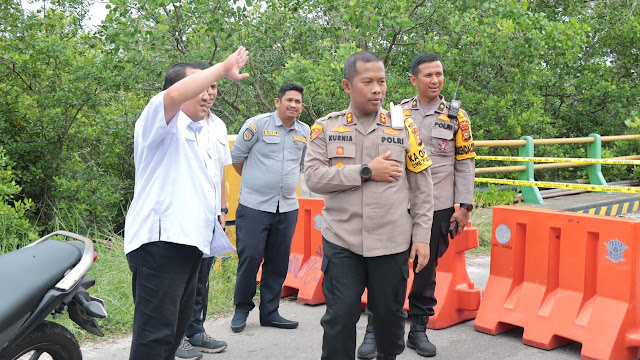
[475,134,640,204]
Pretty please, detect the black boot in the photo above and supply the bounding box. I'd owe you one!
[406,315,436,357]
[357,315,377,359]
[376,354,396,360]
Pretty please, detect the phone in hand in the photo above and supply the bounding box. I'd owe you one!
[449,220,458,239]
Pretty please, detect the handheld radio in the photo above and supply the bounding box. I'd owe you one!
[447,77,462,120]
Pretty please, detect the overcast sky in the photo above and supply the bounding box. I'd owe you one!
[21,0,109,27]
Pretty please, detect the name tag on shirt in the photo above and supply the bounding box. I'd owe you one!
[264,130,280,136]
[293,136,307,143]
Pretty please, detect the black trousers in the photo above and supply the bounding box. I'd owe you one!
[321,238,410,359]
[234,203,298,319]
[185,217,223,338]
[127,241,202,360]
[408,207,455,317]
[185,256,215,337]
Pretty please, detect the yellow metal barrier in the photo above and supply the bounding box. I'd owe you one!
[224,135,241,222]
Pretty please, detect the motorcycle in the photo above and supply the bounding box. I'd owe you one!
[0,231,107,360]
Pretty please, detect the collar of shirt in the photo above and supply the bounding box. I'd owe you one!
[414,95,446,117]
[187,119,217,180]
[273,111,301,132]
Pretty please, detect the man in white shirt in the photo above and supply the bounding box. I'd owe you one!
[175,63,233,359]
[123,47,248,360]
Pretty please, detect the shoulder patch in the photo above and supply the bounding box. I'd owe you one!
[248,123,257,132]
[243,127,254,141]
[455,111,476,160]
[404,118,432,173]
[310,124,323,141]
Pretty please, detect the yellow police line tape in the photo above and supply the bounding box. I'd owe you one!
[475,178,640,193]
[475,155,640,165]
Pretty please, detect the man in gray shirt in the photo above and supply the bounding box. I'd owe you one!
[230,82,309,333]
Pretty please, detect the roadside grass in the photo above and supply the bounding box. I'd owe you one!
[468,184,519,256]
[468,208,493,256]
[54,227,245,343]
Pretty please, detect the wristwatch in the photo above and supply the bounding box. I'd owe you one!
[460,203,473,212]
[360,164,373,182]
[221,207,229,214]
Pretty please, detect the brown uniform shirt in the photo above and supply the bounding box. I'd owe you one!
[304,106,434,257]
[400,95,475,211]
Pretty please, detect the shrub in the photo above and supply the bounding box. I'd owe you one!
[0,147,38,253]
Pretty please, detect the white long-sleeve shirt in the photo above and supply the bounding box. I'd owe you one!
[124,92,218,256]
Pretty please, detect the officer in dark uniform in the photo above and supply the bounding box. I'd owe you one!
[305,51,434,360]
[230,82,310,333]
[357,53,476,358]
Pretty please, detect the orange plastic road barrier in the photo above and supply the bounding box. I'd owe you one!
[474,205,640,360]
[280,198,325,304]
[257,197,325,305]
[361,223,482,330]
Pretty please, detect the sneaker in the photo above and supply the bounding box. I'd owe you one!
[188,332,227,353]
[175,337,203,360]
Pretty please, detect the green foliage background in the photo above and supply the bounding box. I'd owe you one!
[1,0,639,244]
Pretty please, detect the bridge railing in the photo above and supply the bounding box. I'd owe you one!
[474,134,640,203]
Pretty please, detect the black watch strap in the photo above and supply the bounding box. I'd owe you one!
[221,207,229,214]
[460,203,473,212]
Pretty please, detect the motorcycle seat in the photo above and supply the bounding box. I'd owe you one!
[0,240,83,334]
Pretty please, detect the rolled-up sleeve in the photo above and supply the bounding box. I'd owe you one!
[304,120,361,195]
[407,166,434,244]
[231,118,259,163]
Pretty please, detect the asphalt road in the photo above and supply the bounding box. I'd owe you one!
[81,256,583,360]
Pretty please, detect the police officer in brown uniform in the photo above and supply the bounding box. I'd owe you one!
[357,53,476,358]
[304,51,435,360]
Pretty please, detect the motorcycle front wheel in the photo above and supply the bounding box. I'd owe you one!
[3,321,81,360]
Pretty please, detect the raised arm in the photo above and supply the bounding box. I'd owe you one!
[163,46,249,124]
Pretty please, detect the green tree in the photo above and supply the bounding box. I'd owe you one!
[1,0,639,238]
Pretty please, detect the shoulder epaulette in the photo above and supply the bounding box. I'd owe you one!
[295,118,311,128]
[399,98,413,106]
[251,112,272,123]
[316,110,346,123]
